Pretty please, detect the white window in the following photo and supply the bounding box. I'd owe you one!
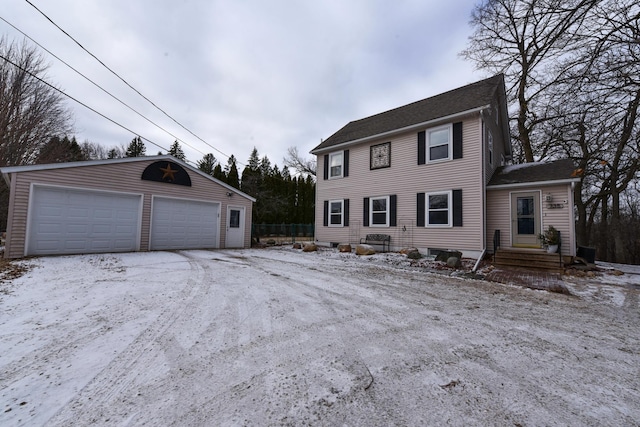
[426,191,452,227]
[329,200,343,227]
[329,152,343,178]
[370,196,389,227]
[428,124,452,162]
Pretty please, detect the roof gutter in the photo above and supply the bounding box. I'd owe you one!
[487,178,581,190]
[2,171,11,187]
[311,105,491,155]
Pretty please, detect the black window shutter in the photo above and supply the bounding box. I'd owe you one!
[453,122,463,159]
[343,150,349,177]
[417,131,426,165]
[344,199,349,226]
[323,200,329,226]
[390,195,397,227]
[453,189,463,227]
[417,193,425,226]
[323,154,329,180]
[363,197,370,227]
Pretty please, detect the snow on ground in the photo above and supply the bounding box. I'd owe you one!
[1,247,639,426]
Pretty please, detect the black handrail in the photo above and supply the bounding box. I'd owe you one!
[493,229,501,254]
[557,230,562,268]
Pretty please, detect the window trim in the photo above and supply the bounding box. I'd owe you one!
[328,199,344,227]
[426,190,453,228]
[369,195,390,227]
[427,124,453,163]
[328,151,343,179]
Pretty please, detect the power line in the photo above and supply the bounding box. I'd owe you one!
[24,0,238,164]
[0,52,170,154]
[0,15,207,159]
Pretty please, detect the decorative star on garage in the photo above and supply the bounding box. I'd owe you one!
[141,161,192,186]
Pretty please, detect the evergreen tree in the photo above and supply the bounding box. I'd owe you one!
[259,155,272,177]
[248,147,260,171]
[212,163,225,182]
[197,153,217,176]
[168,140,186,161]
[107,148,123,159]
[37,135,85,164]
[225,155,240,189]
[240,148,262,197]
[125,136,146,157]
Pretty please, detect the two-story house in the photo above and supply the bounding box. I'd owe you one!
[311,74,579,262]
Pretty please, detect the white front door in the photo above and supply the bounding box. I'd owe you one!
[225,206,245,248]
[511,191,541,248]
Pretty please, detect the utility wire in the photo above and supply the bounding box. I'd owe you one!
[0,15,207,159]
[24,0,239,165]
[0,52,170,154]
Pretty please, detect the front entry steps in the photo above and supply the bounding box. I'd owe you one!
[493,248,564,273]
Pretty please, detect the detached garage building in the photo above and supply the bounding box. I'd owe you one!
[1,155,255,259]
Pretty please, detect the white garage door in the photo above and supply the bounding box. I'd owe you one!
[150,197,219,250]
[27,186,142,256]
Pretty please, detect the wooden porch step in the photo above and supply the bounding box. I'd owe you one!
[494,248,564,273]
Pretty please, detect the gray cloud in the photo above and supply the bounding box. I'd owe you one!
[2,0,482,168]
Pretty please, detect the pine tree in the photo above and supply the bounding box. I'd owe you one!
[212,164,225,182]
[226,155,240,189]
[168,140,186,161]
[37,135,85,164]
[125,136,146,157]
[197,153,217,176]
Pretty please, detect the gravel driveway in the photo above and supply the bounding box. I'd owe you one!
[1,247,638,426]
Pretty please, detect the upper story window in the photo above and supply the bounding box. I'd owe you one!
[418,123,461,165]
[370,195,389,227]
[428,125,452,162]
[323,150,349,180]
[329,152,343,178]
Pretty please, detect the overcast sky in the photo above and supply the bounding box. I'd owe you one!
[2,0,485,170]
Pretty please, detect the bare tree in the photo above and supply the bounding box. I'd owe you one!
[546,1,640,262]
[80,140,111,160]
[461,0,597,162]
[462,0,640,262]
[0,36,73,166]
[283,146,316,177]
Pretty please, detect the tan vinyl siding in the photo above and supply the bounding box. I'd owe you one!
[4,159,253,258]
[316,115,486,255]
[483,107,509,184]
[486,188,513,252]
[486,184,576,256]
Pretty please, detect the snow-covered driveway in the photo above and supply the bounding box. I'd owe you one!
[1,248,639,426]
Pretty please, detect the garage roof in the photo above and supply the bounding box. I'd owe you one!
[0,155,256,202]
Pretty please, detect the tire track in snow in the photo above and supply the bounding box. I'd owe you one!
[46,251,211,426]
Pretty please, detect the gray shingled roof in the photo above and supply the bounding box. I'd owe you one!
[311,74,505,153]
[488,159,580,186]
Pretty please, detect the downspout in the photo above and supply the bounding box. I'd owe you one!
[473,110,488,273]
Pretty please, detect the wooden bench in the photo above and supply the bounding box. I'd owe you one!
[360,234,391,252]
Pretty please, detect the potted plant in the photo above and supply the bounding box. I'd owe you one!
[539,225,560,253]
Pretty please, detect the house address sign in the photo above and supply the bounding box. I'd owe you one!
[547,203,564,209]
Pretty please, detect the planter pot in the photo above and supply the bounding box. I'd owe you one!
[547,245,558,254]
